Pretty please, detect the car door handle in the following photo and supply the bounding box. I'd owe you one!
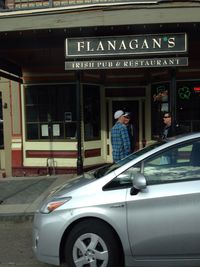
[110,204,125,208]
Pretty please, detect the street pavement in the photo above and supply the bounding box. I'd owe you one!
[0,220,54,267]
[0,174,76,266]
[0,174,76,220]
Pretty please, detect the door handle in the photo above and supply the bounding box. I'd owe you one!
[110,204,125,208]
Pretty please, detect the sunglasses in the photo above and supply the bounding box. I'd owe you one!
[163,116,170,118]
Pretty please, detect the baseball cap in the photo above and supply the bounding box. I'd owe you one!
[114,110,124,119]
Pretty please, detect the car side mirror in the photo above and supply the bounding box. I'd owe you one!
[130,173,147,195]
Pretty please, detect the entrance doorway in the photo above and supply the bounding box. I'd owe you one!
[0,91,5,173]
[106,98,144,162]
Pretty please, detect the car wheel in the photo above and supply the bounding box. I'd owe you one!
[64,219,122,267]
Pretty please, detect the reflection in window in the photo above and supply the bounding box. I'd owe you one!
[25,84,76,140]
[83,85,101,141]
[104,164,141,190]
[143,141,200,185]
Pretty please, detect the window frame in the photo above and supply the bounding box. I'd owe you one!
[24,83,77,141]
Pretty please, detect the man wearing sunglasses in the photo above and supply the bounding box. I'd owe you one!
[161,112,182,139]
[162,112,172,138]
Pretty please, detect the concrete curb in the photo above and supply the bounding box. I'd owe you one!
[0,213,34,222]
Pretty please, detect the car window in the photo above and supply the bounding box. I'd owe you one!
[143,140,200,185]
[103,163,141,190]
[94,140,166,178]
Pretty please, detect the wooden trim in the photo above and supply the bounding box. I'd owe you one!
[26,150,77,158]
[84,148,101,158]
[12,149,23,167]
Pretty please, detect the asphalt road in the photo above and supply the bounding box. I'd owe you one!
[0,219,56,267]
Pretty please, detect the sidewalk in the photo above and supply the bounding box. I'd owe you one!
[0,174,75,220]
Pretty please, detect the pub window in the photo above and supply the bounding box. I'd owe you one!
[177,81,200,132]
[25,84,76,140]
[83,84,101,141]
[151,80,200,139]
[151,82,170,139]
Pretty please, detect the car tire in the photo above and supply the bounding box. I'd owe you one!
[64,219,122,267]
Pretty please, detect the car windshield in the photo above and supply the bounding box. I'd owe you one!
[94,140,166,178]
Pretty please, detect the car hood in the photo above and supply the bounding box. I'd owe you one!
[48,172,96,198]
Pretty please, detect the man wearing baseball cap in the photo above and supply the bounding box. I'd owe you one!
[111,110,131,162]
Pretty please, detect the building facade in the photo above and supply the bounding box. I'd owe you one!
[0,0,200,176]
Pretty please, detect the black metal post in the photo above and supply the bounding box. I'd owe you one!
[169,67,177,136]
[141,100,146,147]
[76,71,83,175]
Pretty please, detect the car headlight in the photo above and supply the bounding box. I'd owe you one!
[40,197,72,214]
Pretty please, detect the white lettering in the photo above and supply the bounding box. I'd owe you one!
[134,60,139,67]
[96,41,104,51]
[168,37,175,48]
[175,59,179,65]
[116,61,121,67]
[77,41,85,52]
[141,39,149,49]
[119,40,127,50]
[157,60,162,66]
[86,41,94,52]
[144,61,150,66]
[129,39,138,49]
[152,38,161,48]
[163,59,168,65]
[108,61,113,67]
[140,60,145,66]
[123,61,128,67]
[107,41,116,50]
[75,62,81,68]
[65,57,186,70]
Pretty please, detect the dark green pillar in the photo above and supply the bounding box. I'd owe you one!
[76,71,83,175]
[170,67,177,135]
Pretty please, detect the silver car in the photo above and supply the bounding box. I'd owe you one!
[32,133,200,267]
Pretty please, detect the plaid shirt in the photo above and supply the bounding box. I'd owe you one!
[111,122,131,162]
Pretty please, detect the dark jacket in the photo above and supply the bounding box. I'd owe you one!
[127,123,136,152]
[161,123,186,140]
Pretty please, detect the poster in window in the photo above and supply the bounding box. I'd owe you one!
[161,103,169,112]
[41,125,49,137]
[64,112,72,122]
[53,124,60,137]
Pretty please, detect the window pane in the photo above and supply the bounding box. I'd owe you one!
[25,87,38,105]
[39,105,50,122]
[83,84,101,141]
[27,124,39,140]
[26,106,38,122]
[177,81,200,131]
[143,140,200,185]
[65,122,77,139]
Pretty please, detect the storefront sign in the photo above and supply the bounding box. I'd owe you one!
[65,33,187,58]
[65,57,188,70]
